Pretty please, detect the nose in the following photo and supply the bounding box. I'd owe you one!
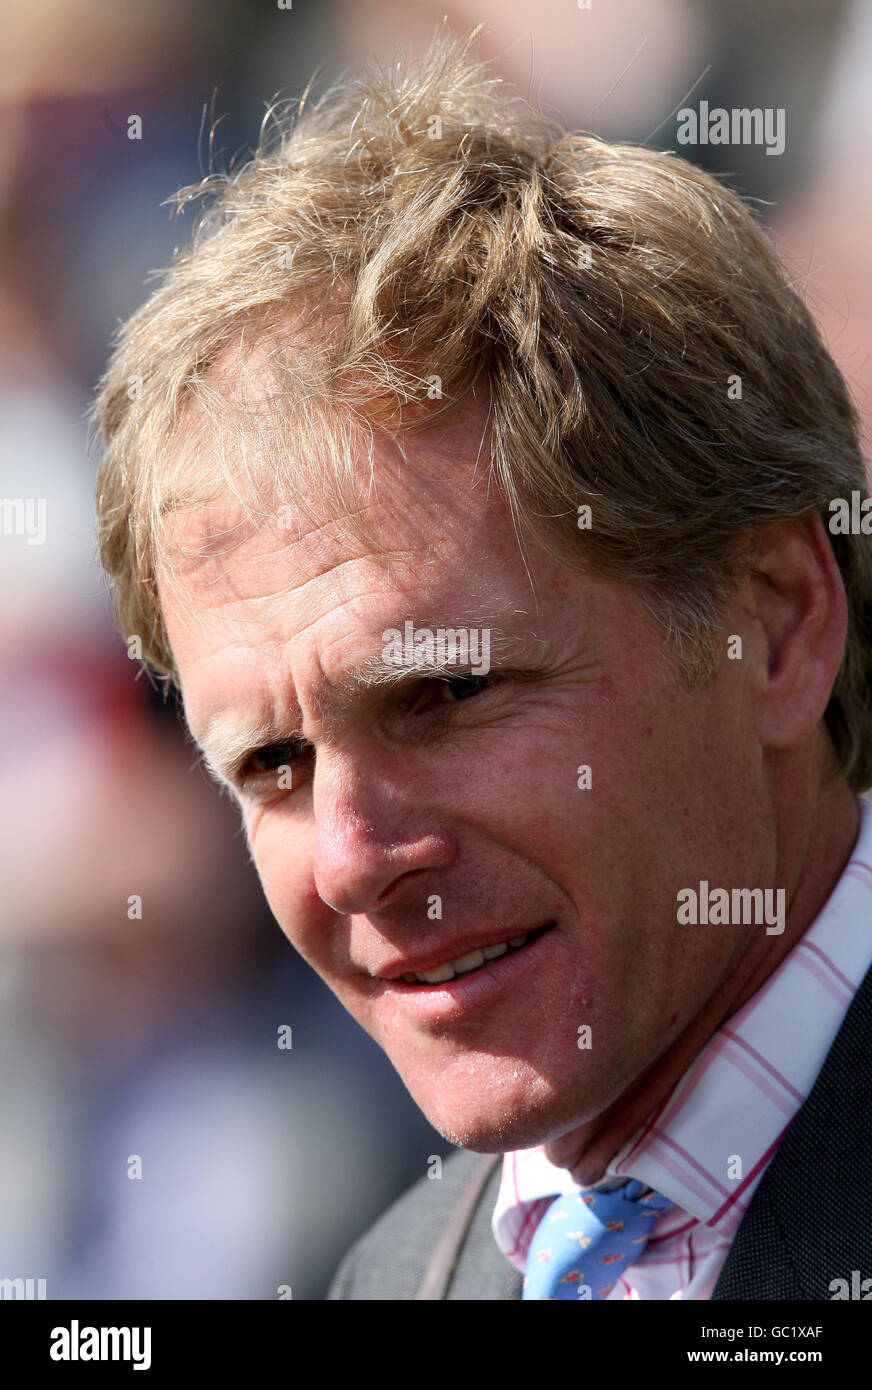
[311,744,455,916]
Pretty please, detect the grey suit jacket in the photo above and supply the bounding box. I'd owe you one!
[327,960,872,1299]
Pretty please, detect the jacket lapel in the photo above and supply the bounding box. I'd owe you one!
[712,960,872,1299]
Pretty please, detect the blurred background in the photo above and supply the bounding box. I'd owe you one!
[0,0,869,1299]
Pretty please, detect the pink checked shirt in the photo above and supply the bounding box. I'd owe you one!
[492,797,872,1299]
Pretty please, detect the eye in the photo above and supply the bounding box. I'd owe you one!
[433,674,494,702]
[248,738,312,773]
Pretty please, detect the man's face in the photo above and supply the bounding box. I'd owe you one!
[159,402,771,1152]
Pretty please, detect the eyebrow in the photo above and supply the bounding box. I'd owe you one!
[194,623,542,788]
[197,714,293,790]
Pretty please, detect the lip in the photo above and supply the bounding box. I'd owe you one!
[373,921,556,980]
[368,922,560,1023]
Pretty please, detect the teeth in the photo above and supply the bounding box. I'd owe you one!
[482,942,508,960]
[404,933,535,984]
[451,949,485,974]
[416,961,456,985]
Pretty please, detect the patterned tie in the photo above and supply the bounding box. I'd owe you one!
[522,1180,673,1299]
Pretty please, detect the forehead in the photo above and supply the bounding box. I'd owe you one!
[164,390,500,559]
[155,404,563,679]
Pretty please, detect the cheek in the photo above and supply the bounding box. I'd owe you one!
[447,713,597,852]
[245,811,326,959]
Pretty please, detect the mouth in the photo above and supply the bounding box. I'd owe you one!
[387,921,557,988]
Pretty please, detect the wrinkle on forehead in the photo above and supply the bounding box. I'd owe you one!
[156,488,455,637]
[156,421,529,641]
[159,416,463,574]
[158,344,495,536]
[151,375,574,700]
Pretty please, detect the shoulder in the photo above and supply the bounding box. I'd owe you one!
[326,1148,523,1300]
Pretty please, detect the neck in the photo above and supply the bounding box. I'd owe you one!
[545,778,861,1187]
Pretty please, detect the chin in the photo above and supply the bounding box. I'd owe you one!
[400,1054,593,1154]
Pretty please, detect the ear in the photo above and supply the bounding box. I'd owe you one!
[734,514,847,754]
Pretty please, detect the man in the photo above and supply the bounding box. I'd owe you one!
[93,35,872,1299]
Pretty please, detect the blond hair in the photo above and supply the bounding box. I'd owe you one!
[92,32,872,790]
